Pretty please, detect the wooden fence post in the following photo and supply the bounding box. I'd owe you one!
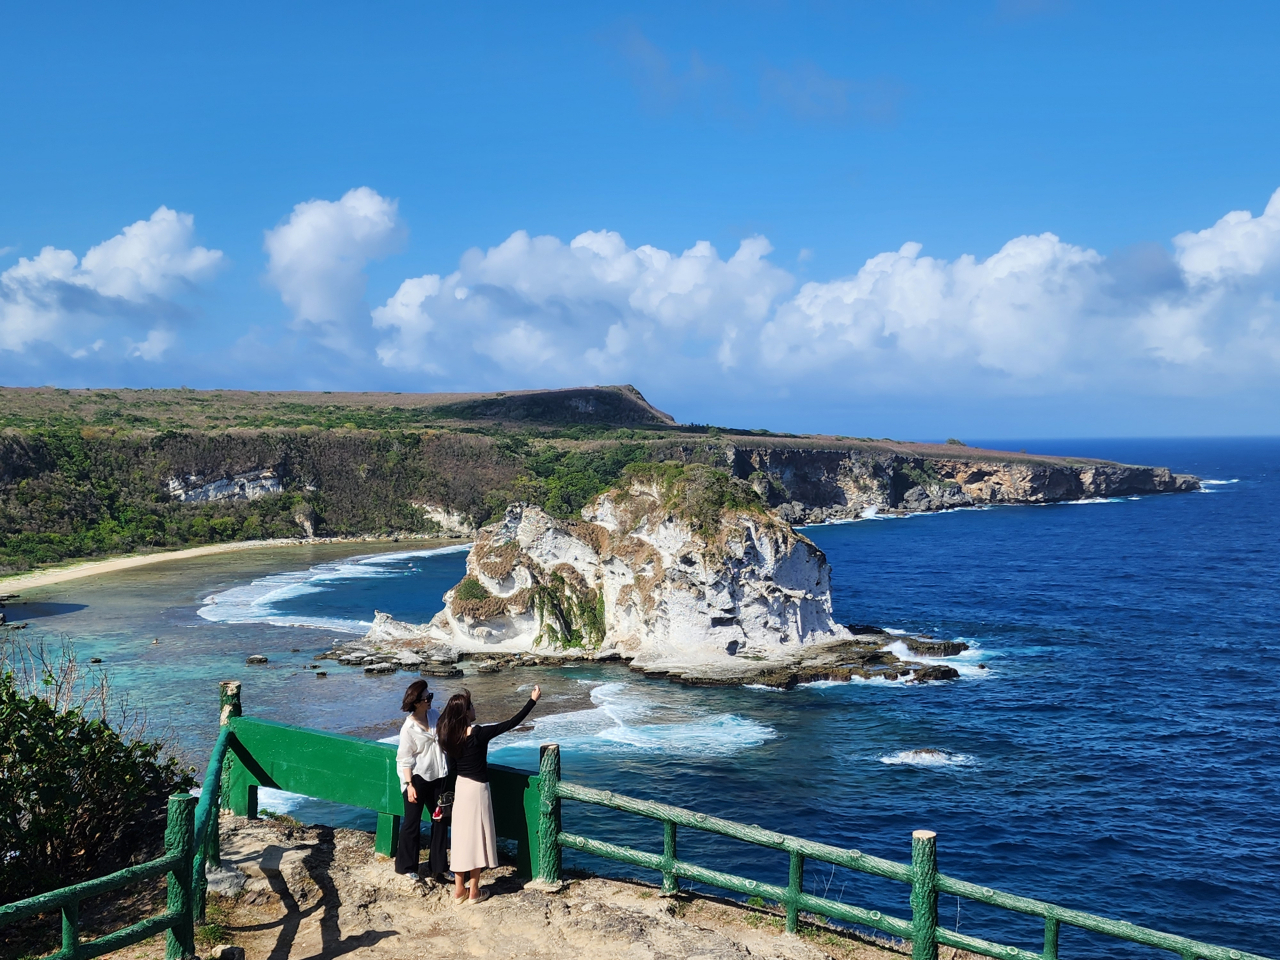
[910,830,939,960]
[662,822,678,895]
[165,794,197,960]
[786,849,805,933]
[536,744,563,886]
[60,901,79,959]
[220,680,257,819]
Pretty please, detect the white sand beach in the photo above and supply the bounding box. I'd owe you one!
[0,535,468,592]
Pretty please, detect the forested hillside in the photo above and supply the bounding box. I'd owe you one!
[0,384,1195,575]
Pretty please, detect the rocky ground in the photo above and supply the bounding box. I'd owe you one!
[194,816,984,960]
[317,625,973,689]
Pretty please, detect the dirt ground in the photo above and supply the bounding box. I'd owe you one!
[203,816,931,960]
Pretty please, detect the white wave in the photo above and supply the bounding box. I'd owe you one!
[196,543,470,633]
[489,682,776,759]
[1065,497,1124,505]
[1200,479,1239,485]
[257,786,308,813]
[882,639,994,679]
[880,749,976,768]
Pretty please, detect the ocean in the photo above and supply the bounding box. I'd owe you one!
[11,438,1279,958]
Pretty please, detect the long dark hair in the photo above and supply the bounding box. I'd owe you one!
[401,679,429,713]
[436,689,473,758]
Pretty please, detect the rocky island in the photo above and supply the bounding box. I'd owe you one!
[336,463,983,686]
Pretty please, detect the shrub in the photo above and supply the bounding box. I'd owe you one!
[621,461,768,540]
[454,576,491,602]
[0,639,193,901]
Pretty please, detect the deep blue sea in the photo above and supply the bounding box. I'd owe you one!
[16,438,1280,958]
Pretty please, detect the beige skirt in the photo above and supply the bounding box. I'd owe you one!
[450,775,498,873]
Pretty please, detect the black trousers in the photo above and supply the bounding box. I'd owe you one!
[396,774,451,877]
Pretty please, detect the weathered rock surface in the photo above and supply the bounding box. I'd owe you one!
[729,444,1200,523]
[166,469,281,503]
[349,471,972,686]
[413,502,477,537]
[364,470,860,676]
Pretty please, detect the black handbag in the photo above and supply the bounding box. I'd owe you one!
[432,790,454,821]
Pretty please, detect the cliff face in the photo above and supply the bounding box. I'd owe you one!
[374,472,849,669]
[727,445,1200,523]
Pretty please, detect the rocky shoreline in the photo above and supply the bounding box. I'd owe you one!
[316,622,972,690]
[731,444,1201,524]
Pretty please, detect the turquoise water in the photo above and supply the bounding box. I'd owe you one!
[10,438,1278,958]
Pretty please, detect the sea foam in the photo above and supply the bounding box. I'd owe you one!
[196,544,471,633]
[489,682,776,760]
[880,749,976,768]
[882,639,994,679]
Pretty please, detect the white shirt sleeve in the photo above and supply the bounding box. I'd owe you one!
[395,717,414,784]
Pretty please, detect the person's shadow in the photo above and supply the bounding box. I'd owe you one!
[234,828,396,960]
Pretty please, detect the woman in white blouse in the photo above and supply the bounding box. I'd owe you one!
[395,679,452,882]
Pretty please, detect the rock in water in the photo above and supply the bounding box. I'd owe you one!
[912,664,960,683]
[904,637,969,657]
[246,654,269,665]
[364,465,854,675]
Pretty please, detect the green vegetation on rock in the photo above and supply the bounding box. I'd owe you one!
[621,461,769,539]
[532,570,606,651]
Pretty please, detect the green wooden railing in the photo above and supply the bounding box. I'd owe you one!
[0,684,238,959]
[0,794,198,960]
[2,682,1274,960]
[216,694,539,873]
[532,743,1274,960]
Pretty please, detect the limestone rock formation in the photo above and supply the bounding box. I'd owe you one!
[166,469,282,503]
[413,502,478,538]
[368,466,853,672]
[729,445,1200,523]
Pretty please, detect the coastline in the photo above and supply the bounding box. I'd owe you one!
[0,534,471,592]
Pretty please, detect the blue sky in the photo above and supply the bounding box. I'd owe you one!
[3,1,1280,437]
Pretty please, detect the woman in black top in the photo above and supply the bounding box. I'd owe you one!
[437,685,540,904]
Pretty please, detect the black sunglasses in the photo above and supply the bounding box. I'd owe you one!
[418,692,434,703]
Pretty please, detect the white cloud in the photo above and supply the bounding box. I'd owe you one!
[1174,188,1280,285]
[358,186,1280,399]
[127,328,177,362]
[78,207,223,300]
[0,207,222,355]
[370,228,791,382]
[264,186,404,351]
[762,234,1106,379]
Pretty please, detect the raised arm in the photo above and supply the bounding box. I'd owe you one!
[476,687,541,744]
